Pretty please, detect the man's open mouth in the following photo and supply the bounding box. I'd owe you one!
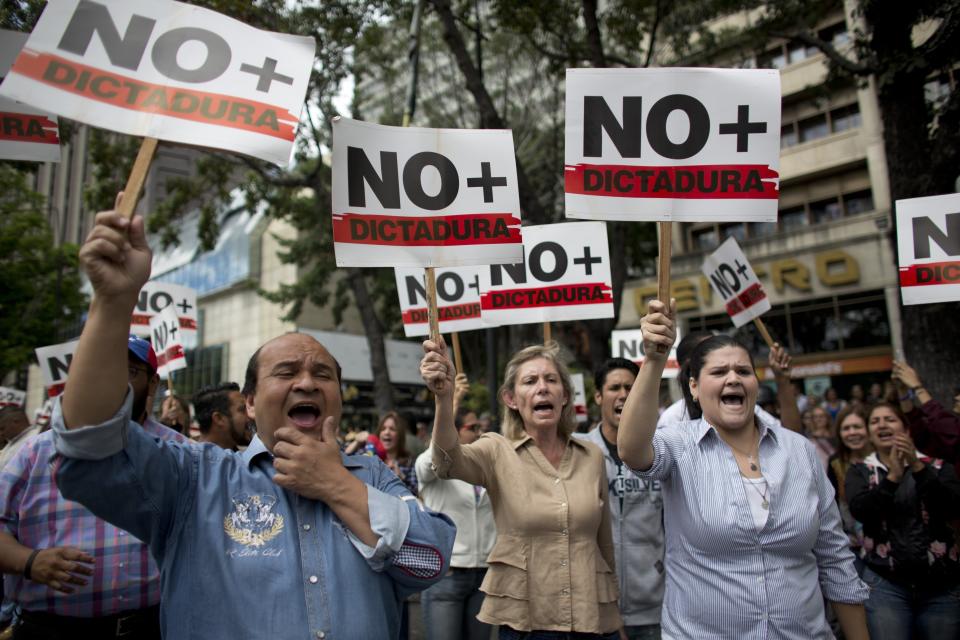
[288,402,321,428]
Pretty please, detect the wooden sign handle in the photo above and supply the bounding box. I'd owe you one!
[543,321,552,345]
[655,221,672,354]
[753,316,775,350]
[425,267,441,343]
[117,137,159,219]
[451,332,464,374]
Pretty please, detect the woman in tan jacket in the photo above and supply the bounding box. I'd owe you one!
[421,338,621,639]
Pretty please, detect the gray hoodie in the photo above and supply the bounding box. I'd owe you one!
[574,427,664,627]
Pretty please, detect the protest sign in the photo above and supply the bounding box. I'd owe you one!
[565,68,781,222]
[0,387,26,408]
[394,266,486,338]
[479,222,613,326]
[571,372,588,424]
[611,328,681,379]
[0,0,314,166]
[35,338,80,388]
[331,117,523,268]
[150,305,187,379]
[131,281,198,348]
[0,29,60,162]
[701,237,771,327]
[896,193,960,306]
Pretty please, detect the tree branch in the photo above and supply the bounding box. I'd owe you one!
[430,0,549,223]
[643,0,663,68]
[773,29,875,76]
[581,0,607,67]
[914,8,960,70]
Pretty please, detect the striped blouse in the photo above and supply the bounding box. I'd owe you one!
[635,416,868,639]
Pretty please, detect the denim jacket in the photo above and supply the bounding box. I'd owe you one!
[51,390,455,639]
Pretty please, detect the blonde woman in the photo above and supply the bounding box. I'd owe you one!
[420,338,621,639]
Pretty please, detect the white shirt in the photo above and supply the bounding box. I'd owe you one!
[415,445,496,568]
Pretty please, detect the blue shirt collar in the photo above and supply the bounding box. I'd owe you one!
[241,434,366,469]
[694,412,780,446]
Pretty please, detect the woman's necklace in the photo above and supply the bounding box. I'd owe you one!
[742,475,770,510]
[724,435,761,472]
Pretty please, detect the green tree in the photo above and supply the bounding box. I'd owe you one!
[0,165,87,382]
[748,0,960,404]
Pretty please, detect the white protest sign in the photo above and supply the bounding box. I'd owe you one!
[701,237,771,326]
[0,29,60,162]
[611,328,681,379]
[896,193,960,306]
[331,117,523,267]
[0,0,315,165]
[150,305,187,378]
[0,387,26,408]
[131,281,198,348]
[34,398,55,427]
[394,266,486,337]
[564,68,781,222]
[479,222,614,326]
[35,338,80,388]
[571,372,588,424]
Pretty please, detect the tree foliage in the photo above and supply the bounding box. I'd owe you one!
[0,166,87,382]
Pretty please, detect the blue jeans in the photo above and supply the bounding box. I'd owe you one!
[499,627,620,640]
[422,568,490,640]
[861,566,960,640]
[624,625,661,640]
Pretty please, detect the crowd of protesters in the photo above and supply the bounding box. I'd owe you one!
[0,206,958,639]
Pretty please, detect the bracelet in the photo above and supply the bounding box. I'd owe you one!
[911,386,925,393]
[22,549,40,581]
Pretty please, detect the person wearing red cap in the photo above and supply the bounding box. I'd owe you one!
[0,335,188,639]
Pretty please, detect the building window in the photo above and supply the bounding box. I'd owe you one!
[684,187,876,252]
[174,344,227,400]
[782,102,861,148]
[757,22,849,70]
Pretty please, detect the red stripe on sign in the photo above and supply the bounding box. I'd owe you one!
[564,163,779,199]
[131,314,196,329]
[0,112,59,144]
[725,282,768,316]
[480,283,613,310]
[332,213,521,247]
[47,383,65,398]
[402,302,481,325]
[179,317,197,330]
[899,261,960,287]
[11,50,296,141]
[157,345,185,368]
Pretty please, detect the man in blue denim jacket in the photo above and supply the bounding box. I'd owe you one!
[51,203,456,639]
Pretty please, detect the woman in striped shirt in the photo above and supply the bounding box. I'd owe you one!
[617,299,869,640]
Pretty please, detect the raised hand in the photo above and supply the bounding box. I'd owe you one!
[768,342,792,378]
[272,418,349,501]
[891,361,922,390]
[28,547,95,594]
[78,193,152,305]
[420,337,455,398]
[640,299,677,362]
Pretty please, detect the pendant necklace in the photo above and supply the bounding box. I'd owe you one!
[725,437,761,472]
[743,476,770,510]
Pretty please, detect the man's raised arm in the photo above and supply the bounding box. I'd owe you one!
[62,201,153,430]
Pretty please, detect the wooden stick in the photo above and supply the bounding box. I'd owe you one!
[451,332,464,373]
[425,267,441,343]
[543,321,552,345]
[167,371,174,396]
[753,316,776,349]
[117,137,159,219]
[655,221,673,353]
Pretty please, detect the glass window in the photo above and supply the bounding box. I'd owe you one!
[788,42,811,64]
[810,198,842,224]
[781,123,798,148]
[843,189,874,215]
[835,297,890,349]
[798,114,829,143]
[789,301,840,353]
[748,220,778,238]
[831,104,861,132]
[758,47,787,69]
[692,227,719,252]
[721,223,746,242]
[780,206,807,231]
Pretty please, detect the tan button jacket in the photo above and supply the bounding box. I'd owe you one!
[433,432,621,634]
